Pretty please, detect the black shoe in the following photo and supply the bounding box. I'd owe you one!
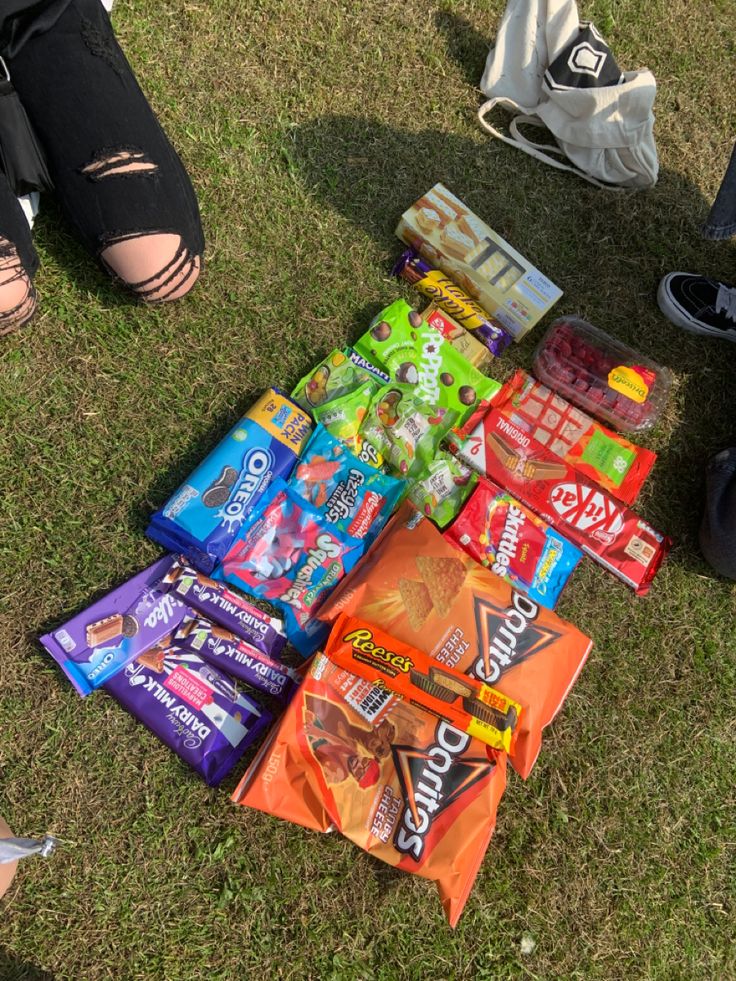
[657,273,736,340]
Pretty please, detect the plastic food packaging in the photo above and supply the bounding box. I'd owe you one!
[533,317,672,433]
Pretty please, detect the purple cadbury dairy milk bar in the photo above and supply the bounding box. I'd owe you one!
[163,560,287,659]
[174,618,299,703]
[40,556,189,697]
[104,631,274,785]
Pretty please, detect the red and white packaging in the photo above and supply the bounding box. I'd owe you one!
[447,407,671,595]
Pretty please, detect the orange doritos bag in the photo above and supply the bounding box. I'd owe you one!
[233,650,507,927]
[318,501,593,779]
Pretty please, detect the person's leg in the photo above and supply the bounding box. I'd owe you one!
[0,172,39,334]
[7,0,204,303]
[699,449,736,579]
[703,142,736,241]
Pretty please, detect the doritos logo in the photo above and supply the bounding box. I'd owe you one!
[392,722,492,861]
[471,592,561,684]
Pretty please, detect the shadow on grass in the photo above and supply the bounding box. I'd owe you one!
[0,948,54,981]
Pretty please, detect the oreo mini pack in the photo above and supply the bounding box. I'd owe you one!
[147,389,312,572]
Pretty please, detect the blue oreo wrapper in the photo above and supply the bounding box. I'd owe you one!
[147,389,312,573]
[104,635,273,786]
[40,556,190,697]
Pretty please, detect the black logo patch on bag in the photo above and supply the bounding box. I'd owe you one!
[544,23,624,92]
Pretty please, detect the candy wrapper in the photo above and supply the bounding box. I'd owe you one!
[105,632,273,786]
[289,426,404,542]
[449,408,671,594]
[392,250,511,356]
[318,501,592,780]
[421,301,494,372]
[325,614,523,753]
[493,369,656,505]
[174,617,300,704]
[291,348,387,412]
[312,379,376,461]
[354,299,501,424]
[233,649,507,928]
[40,556,190,697]
[214,480,363,655]
[359,383,455,479]
[407,449,477,528]
[147,389,311,572]
[163,560,286,659]
[444,478,582,608]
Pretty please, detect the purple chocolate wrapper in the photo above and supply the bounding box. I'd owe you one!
[392,248,512,356]
[40,556,190,697]
[175,618,300,704]
[104,637,274,786]
[163,560,287,659]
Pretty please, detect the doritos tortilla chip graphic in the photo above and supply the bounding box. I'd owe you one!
[232,651,507,927]
[318,501,592,779]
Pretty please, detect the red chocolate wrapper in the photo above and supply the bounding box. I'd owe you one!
[448,408,671,595]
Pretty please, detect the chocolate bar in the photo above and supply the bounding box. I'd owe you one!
[85,614,125,648]
[448,407,670,594]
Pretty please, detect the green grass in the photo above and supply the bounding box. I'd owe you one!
[2,0,736,978]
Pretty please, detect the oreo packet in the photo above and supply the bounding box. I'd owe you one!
[214,479,363,656]
[162,560,286,659]
[105,631,273,786]
[291,347,388,412]
[147,389,311,573]
[174,617,300,704]
[354,299,501,424]
[288,425,404,544]
[40,556,189,697]
[359,383,457,478]
[408,450,477,528]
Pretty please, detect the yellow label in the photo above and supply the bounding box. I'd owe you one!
[466,716,512,753]
[247,388,312,451]
[608,365,649,404]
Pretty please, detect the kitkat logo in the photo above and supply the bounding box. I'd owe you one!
[549,483,623,539]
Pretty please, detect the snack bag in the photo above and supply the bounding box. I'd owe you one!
[291,348,388,412]
[312,379,377,461]
[214,480,363,655]
[289,426,404,543]
[162,560,286,659]
[233,650,507,927]
[493,369,656,505]
[174,617,300,704]
[359,382,455,478]
[449,407,670,595]
[444,478,581,608]
[354,299,501,423]
[325,614,522,753]
[318,502,592,779]
[421,301,495,372]
[407,449,477,528]
[105,630,273,786]
[40,556,190,696]
[147,389,311,572]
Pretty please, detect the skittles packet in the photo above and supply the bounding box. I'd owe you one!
[105,630,273,786]
[354,299,501,424]
[147,389,311,573]
[359,382,456,478]
[232,648,507,927]
[318,501,592,779]
[214,479,363,656]
[444,478,582,608]
[291,348,388,412]
[288,426,404,543]
[407,449,477,528]
[40,556,190,697]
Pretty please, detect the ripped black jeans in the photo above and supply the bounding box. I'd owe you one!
[0,0,203,329]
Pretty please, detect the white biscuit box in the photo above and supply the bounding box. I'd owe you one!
[396,183,562,341]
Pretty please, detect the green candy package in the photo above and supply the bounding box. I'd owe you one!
[312,379,378,464]
[354,299,501,424]
[408,450,478,528]
[359,382,456,478]
[291,348,388,413]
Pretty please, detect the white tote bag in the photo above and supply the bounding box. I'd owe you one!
[478,0,658,189]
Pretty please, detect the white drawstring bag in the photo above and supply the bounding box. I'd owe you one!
[478,0,658,189]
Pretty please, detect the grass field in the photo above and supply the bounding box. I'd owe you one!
[1,0,735,978]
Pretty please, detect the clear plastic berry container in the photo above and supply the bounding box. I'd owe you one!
[532,317,672,433]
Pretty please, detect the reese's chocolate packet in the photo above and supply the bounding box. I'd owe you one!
[317,502,592,779]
